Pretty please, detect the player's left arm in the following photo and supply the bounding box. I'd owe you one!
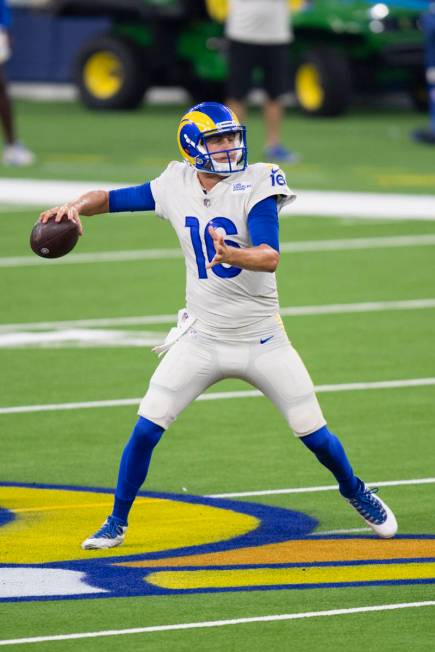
[207,196,280,273]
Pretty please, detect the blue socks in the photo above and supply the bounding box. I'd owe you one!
[112,416,164,524]
[112,420,358,525]
[301,425,359,498]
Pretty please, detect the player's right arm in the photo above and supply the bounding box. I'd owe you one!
[39,191,108,235]
[38,182,156,235]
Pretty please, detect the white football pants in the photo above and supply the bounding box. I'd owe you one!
[138,326,326,436]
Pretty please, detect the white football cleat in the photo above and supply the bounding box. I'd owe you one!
[81,516,127,550]
[347,482,398,538]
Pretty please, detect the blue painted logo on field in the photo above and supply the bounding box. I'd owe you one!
[0,483,434,602]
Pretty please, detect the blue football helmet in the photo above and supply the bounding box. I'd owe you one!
[177,101,247,175]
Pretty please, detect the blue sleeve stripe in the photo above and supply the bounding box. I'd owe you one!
[109,182,156,213]
[247,196,280,253]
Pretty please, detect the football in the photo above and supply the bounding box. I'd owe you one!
[30,216,80,259]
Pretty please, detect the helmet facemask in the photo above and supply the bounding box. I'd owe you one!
[177,102,248,174]
[196,127,247,175]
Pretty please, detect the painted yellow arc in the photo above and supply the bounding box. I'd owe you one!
[0,487,258,564]
[147,562,435,590]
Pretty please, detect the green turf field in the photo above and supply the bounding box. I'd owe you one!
[2,100,435,192]
[0,102,434,650]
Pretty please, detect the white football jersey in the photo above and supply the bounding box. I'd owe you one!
[150,161,295,336]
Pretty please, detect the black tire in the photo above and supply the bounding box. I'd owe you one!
[294,47,352,117]
[74,35,149,110]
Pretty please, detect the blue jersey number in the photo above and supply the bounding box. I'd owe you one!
[185,216,242,279]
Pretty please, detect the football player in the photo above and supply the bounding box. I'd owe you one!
[39,102,397,548]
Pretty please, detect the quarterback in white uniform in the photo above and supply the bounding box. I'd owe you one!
[39,102,397,548]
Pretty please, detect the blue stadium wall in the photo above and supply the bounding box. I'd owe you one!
[6,8,109,82]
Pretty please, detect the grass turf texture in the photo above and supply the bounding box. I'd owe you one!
[2,585,435,651]
[1,100,435,193]
[0,102,434,650]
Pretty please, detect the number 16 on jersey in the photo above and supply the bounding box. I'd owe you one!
[185,216,242,279]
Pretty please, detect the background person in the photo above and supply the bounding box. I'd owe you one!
[0,0,34,166]
[224,0,296,163]
[413,1,435,145]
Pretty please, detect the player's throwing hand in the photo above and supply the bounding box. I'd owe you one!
[39,204,83,235]
[206,225,232,269]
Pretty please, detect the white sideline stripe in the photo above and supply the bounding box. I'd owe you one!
[0,602,434,646]
[2,298,435,334]
[1,377,434,415]
[0,179,127,207]
[208,477,435,499]
[280,298,435,317]
[3,234,435,268]
[1,178,435,219]
[285,191,435,220]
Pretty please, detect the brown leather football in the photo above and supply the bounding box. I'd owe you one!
[30,216,80,259]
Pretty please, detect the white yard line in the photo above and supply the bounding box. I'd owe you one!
[0,314,176,332]
[0,602,433,646]
[311,527,372,536]
[207,477,435,499]
[0,329,164,349]
[1,377,434,415]
[280,234,435,251]
[1,178,435,219]
[0,248,183,268]
[1,298,435,334]
[279,298,435,317]
[0,397,140,415]
[3,234,435,268]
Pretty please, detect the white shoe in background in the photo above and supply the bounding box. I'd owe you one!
[2,142,35,166]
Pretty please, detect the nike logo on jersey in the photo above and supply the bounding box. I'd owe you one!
[260,336,274,344]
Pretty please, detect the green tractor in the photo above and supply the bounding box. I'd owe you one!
[46,0,426,115]
[289,0,427,115]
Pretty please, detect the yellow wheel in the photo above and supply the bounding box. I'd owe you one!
[295,63,324,112]
[75,36,148,110]
[83,51,124,100]
[205,0,228,22]
[294,48,351,116]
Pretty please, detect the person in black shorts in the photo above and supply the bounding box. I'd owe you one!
[225,0,296,163]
